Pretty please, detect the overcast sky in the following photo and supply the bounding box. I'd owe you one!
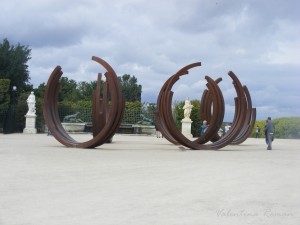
[1,0,299,121]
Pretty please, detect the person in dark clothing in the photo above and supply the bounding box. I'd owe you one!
[255,125,260,138]
[200,120,208,135]
[264,120,269,145]
[264,117,275,150]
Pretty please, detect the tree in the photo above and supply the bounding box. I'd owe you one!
[77,80,97,101]
[118,74,142,102]
[0,79,11,109]
[58,77,80,102]
[0,79,11,131]
[34,83,46,99]
[0,38,31,95]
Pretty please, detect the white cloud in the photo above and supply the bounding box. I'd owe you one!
[1,0,300,120]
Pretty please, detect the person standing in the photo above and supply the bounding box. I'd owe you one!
[218,127,223,137]
[255,125,260,138]
[224,124,231,134]
[200,120,208,135]
[264,120,269,145]
[264,117,275,150]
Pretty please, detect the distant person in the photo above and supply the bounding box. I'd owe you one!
[200,120,208,135]
[224,125,231,134]
[264,120,269,145]
[255,125,260,138]
[155,123,163,138]
[264,117,275,150]
[218,128,223,137]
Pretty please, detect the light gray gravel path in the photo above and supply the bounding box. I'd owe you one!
[0,133,299,225]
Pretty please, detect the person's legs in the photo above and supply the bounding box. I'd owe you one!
[156,130,161,138]
[270,133,273,149]
[267,133,273,150]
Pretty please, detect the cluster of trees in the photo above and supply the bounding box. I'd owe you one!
[0,39,32,133]
[0,39,32,95]
[35,76,147,127]
[0,79,11,109]
[252,117,300,139]
[0,38,150,132]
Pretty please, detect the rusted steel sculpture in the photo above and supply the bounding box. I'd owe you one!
[156,62,256,150]
[231,86,256,145]
[199,77,256,145]
[43,56,124,148]
[43,55,254,150]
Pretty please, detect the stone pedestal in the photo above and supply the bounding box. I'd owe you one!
[181,118,193,139]
[62,123,86,132]
[23,114,37,134]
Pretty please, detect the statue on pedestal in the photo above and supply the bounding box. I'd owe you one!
[26,91,36,116]
[181,98,194,139]
[183,98,193,120]
[23,91,37,134]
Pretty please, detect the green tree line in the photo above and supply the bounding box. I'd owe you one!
[252,117,300,139]
[0,38,148,132]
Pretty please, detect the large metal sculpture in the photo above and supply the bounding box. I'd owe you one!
[43,56,254,150]
[155,62,256,150]
[43,56,125,148]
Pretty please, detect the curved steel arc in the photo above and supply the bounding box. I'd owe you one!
[155,62,201,145]
[43,56,124,148]
[157,65,252,150]
[161,74,222,150]
[231,85,256,145]
[200,77,256,145]
[195,77,224,144]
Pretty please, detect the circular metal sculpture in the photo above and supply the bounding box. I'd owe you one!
[43,56,125,148]
[155,62,256,150]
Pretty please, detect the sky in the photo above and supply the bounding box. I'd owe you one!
[1,0,299,121]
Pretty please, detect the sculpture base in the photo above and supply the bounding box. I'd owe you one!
[181,118,193,139]
[132,125,156,135]
[23,114,37,134]
[23,128,37,134]
[62,123,86,132]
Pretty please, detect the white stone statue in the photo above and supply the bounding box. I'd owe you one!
[182,98,193,119]
[26,91,36,115]
[24,91,37,133]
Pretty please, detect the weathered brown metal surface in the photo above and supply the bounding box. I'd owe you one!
[156,64,256,150]
[197,77,224,143]
[199,76,256,145]
[231,85,256,145]
[43,56,124,148]
[43,56,254,149]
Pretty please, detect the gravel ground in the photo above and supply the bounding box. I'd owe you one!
[0,133,299,225]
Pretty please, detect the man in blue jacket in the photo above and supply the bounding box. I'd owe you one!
[200,120,208,135]
[264,117,275,150]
